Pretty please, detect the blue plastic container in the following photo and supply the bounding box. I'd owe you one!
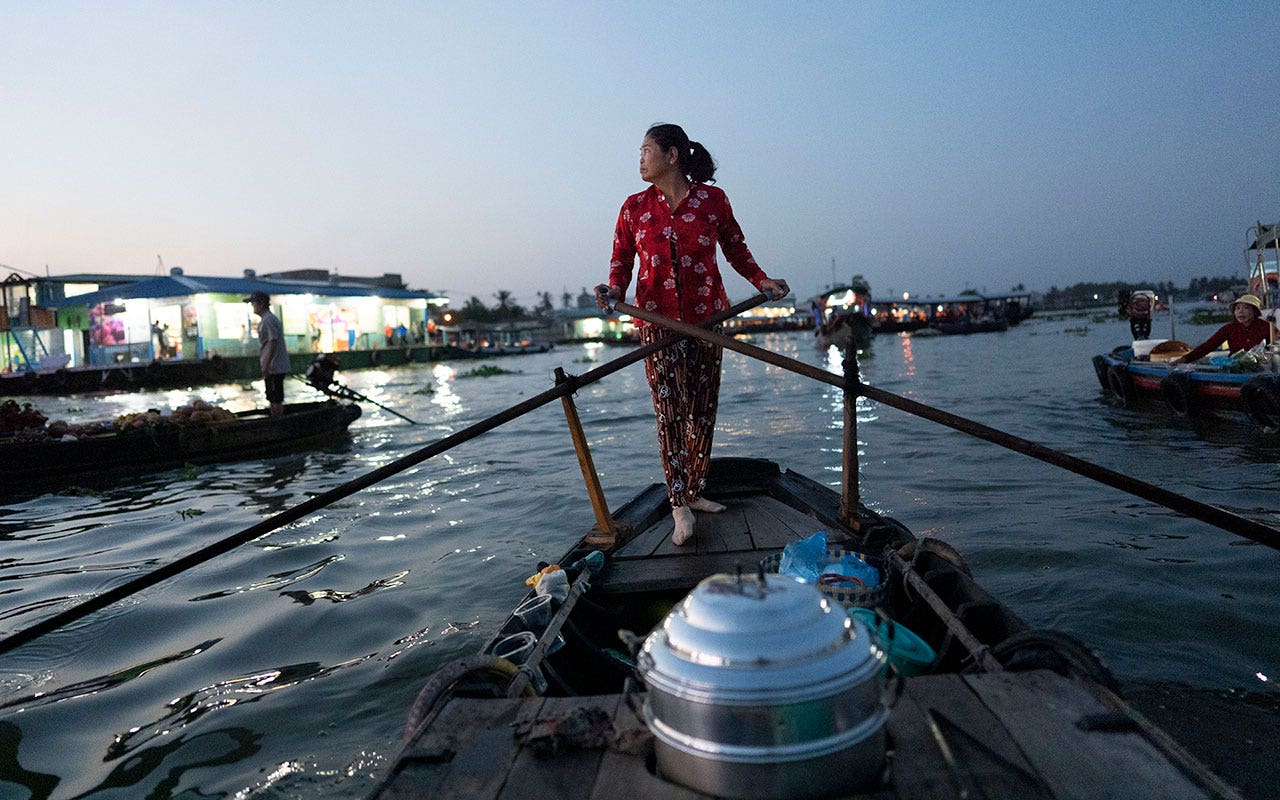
[850,608,936,677]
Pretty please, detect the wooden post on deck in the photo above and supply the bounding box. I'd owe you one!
[839,351,862,531]
[554,367,616,545]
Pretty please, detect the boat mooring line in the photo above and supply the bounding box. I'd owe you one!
[0,295,769,658]
[616,301,1280,552]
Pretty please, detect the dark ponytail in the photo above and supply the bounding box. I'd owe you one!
[646,123,717,183]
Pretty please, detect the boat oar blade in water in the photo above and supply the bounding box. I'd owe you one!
[302,355,419,424]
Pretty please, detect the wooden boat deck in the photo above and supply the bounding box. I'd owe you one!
[597,486,833,594]
[376,669,1213,800]
[372,461,1239,800]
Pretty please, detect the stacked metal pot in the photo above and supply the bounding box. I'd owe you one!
[637,570,888,799]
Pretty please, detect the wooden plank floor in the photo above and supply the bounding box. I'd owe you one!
[374,670,1222,799]
[612,494,827,561]
[599,494,837,594]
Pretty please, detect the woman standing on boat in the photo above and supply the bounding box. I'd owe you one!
[596,123,788,546]
[1174,293,1274,364]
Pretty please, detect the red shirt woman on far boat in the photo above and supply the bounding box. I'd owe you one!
[595,123,788,548]
[1175,294,1274,364]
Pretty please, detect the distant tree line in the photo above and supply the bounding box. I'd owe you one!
[453,287,609,322]
[456,290,558,322]
[1039,276,1241,310]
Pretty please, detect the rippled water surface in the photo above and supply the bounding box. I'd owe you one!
[1,313,1278,799]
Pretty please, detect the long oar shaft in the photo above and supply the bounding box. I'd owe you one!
[0,294,769,658]
[334,383,419,425]
[617,301,1280,551]
[292,376,421,425]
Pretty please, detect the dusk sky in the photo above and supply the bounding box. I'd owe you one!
[3,2,1277,307]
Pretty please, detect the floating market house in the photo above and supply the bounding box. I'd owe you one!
[35,268,448,368]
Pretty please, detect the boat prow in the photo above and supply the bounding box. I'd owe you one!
[373,456,1237,800]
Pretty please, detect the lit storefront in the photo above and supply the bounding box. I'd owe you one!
[47,273,446,367]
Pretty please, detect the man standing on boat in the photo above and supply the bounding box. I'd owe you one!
[246,291,290,417]
[596,123,788,547]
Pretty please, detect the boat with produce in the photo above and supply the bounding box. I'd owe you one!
[1093,343,1280,432]
[0,398,361,487]
[1093,220,1280,432]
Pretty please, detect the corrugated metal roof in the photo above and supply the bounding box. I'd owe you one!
[45,274,443,307]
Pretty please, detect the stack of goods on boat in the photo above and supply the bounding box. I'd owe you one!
[1,397,238,443]
[1,397,361,488]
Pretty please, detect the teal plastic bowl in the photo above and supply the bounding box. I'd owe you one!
[850,607,936,677]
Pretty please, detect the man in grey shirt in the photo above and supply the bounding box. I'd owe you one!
[245,291,291,416]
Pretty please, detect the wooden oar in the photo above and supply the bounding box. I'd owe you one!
[295,375,420,425]
[616,300,1280,552]
[0,294,770,657]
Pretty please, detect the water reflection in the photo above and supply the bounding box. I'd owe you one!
[0,722,59,800]
[189,556,343,601]
[428,364,461,415]
[280,570,408,605]
[79,726,261,799]
[0,639,221,714]
[104,658,373,762]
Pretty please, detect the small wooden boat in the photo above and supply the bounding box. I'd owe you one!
[371,455,1240,800]
[811,277,875,351]
[357,297,1269,799]
[814,309,874,351]
[1095,219,1280,432]
[0,400,361,487]
[1093,346,1280,433]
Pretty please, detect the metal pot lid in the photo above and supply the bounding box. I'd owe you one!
[640,572,883,700]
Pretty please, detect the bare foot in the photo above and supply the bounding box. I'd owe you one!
[689,497,726,513]
[672,506,695,546]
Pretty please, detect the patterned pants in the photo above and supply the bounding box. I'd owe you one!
[639,326,723,507]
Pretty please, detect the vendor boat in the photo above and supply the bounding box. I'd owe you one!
[811,275,874,351]
[1093,345,1280,433]
[1093,220,1280,433]
[371,454,1248,800]
[0,400,361,488]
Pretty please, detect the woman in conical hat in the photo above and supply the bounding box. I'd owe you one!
[1175,294,1273,364]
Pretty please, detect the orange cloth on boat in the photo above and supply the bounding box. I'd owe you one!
[1180,319,1272,363]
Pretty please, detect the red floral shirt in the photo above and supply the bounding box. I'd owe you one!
[609,183,768,326]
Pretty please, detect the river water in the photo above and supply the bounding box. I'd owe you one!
[0,310,1277,799]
